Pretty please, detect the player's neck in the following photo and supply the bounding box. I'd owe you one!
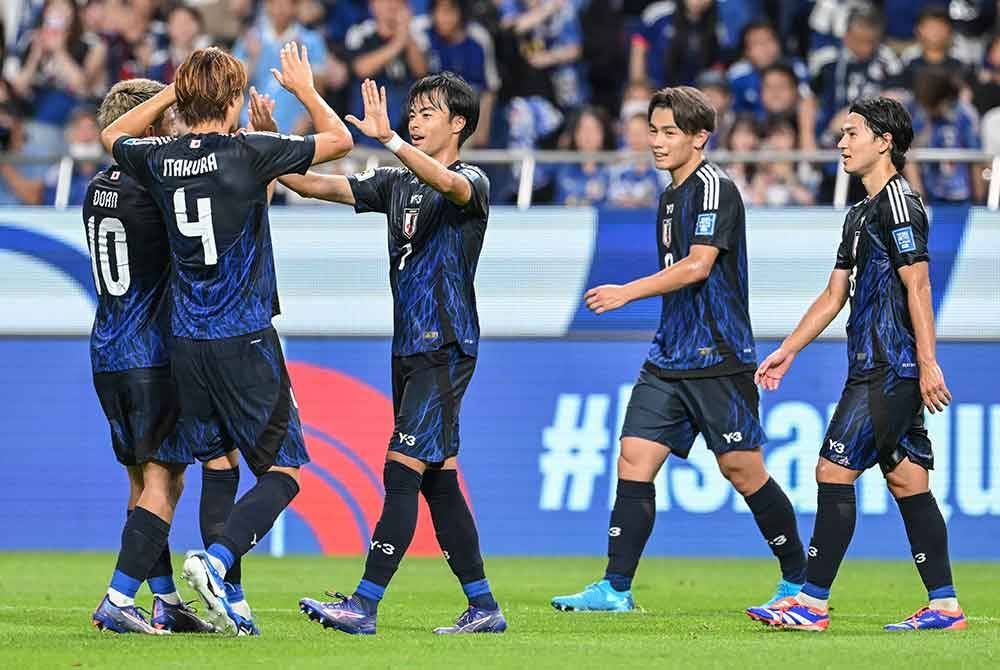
[189,121,231,135]
[860,162,898,199]
[669,152,705,188]
[429,144,460,167]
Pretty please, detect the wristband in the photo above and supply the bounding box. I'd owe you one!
[383,132,404,153]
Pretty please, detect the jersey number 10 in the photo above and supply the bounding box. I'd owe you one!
[86,216,130,296]
[173,188,217,265]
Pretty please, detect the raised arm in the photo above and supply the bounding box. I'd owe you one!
[898,262,951,413]
[346,79,472,206]
[100,83,176,152]
[270,42,353,165]
[756,269,850,390]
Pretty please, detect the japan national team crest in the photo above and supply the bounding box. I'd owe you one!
[403,208,419,239]
[661,218,672,247]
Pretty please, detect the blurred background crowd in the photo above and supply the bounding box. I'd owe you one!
[1,0,999,207]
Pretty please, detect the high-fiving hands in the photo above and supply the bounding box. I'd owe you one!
[345,79,394,144]
[270,42,315,99]
[247,86,278,133]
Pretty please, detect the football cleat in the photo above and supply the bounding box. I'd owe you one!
[755,578,804,608]
[433,606,508,634]
[551,580,635,612]
[746,596,829,631]
[92,595,168,635]
[227,595,260,636]
[181,551,256,636]
[151,596,214,633]
[300,592,376,635]
[884,606,967,631]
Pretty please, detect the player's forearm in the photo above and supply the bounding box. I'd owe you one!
[906,274,938,365]
[297,87,353,163]
[783,291,844,354]
[624,256,711,301]
[542,45,581,68]
[101,84,176,151]
[0,166,43,205]
[278,172,356,205]
[394,142,471,205]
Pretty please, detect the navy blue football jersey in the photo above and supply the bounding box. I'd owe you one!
[346,163,489,357]
[112,131,315,339]
[647,161,757,377]
[835,174,929,379]
[83,166,170,373]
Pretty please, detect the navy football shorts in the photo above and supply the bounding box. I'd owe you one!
[389,343,476,464]
[821,365,932,474]
[171,326,309,476]
[620,366,766,457]
[93,365,191,466]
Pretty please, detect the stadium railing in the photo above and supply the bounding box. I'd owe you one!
[3,148,998,210]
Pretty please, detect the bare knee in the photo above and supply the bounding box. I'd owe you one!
[885,458,929,499]
[717,451,768,496]
[204,449,240,471]
[815,457,861,485]
[617,438,668,481]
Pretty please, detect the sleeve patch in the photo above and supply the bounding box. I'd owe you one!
[695,212,716,236]
[354,168,376,181]
[893,226,916,253]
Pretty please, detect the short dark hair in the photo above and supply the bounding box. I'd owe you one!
[760,62,797,87]
[406,71,479,147]
[431,0,469,24]
[565,105,615,152]
[739,19,779,53]
[916,5,951,28]
[847,6,885,33]
[849,97,914,171]
[648,86,716,135]
[169,3,205,28]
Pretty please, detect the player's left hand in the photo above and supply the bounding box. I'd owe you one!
[247,86,278,133]
[345,79,394,143]
[270,42,315,99]
[918,359,951,413]
[585,284,631,314]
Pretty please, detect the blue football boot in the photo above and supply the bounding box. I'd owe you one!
[884,606,967,631]
[225,583,260,636]
[551,580,635,612]
[182,551,256,636]
[755,579,804,608]
[150,596,214,633]
[299,592,376,635]
[746,596,829,631]
[433,606,508,634]
[92,595,168,635]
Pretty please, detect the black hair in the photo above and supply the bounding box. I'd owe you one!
[564,105,615,151]
[431,0,469,25]
[760,62,797,86]
[847,5,886,33]
[406,71,479,147]
[849,97,914,171]
[169,3,205,28]
[916,5,951,28]
[648,86,716,135]
[913,66,961,113]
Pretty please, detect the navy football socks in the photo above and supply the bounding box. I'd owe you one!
[745,477,807,584]
[802,482,857,600]
[604,479,656,592]
[896,491,957,601]
[201,466,243,586]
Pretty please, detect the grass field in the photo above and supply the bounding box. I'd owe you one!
[0,553,996,669]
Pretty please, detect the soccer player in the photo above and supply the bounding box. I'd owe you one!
[747,98,965,632]
[88,78,211,635]
[551,87,807,612]
[260,72,504,635]
[99,43,354,635]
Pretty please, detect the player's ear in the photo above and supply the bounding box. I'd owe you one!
[450,114,466,137]
[693,129,710,151]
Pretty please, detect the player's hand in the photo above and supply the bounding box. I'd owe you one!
[270,42,315,98]
[918,359,951,413]
[755,347,796,391]
[584,284,632,315]
[345,79,394,143]
[247,86,278,133]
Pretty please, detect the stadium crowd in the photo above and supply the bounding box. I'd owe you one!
[1,0,998,207]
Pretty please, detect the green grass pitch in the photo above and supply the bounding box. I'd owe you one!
[0,553,996,669]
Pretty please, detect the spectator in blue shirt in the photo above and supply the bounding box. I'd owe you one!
[695,70,733,151]
[759,63,817,151]
[900,6,975,91]
[344,0,428,141]
[629,0,720,88]
[552,106,613,207]
[145,4,210,85]
[500,0,586,110]
[415,0,500,147]
[234,0,335,134]
[727,20,812,117]
[909,67,984,204]
[607,112,660,209]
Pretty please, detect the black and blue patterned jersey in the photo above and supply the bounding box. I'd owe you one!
[83,166,170,373]
[835,174,929,379]
[112,131,315,339]
[346,162,489,357]
[646,161,757,377]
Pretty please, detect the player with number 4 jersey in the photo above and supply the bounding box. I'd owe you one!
[99,44,353,635]
[551,87,807,615]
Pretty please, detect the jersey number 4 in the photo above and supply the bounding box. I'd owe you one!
[86,216,130,296]
[173,188,217,265]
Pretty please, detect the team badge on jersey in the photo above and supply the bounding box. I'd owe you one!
[893,226,916,253]
[695,212,716,236]
[403,208,419,239]
[110,171,120,181]
[661,218,672,246]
